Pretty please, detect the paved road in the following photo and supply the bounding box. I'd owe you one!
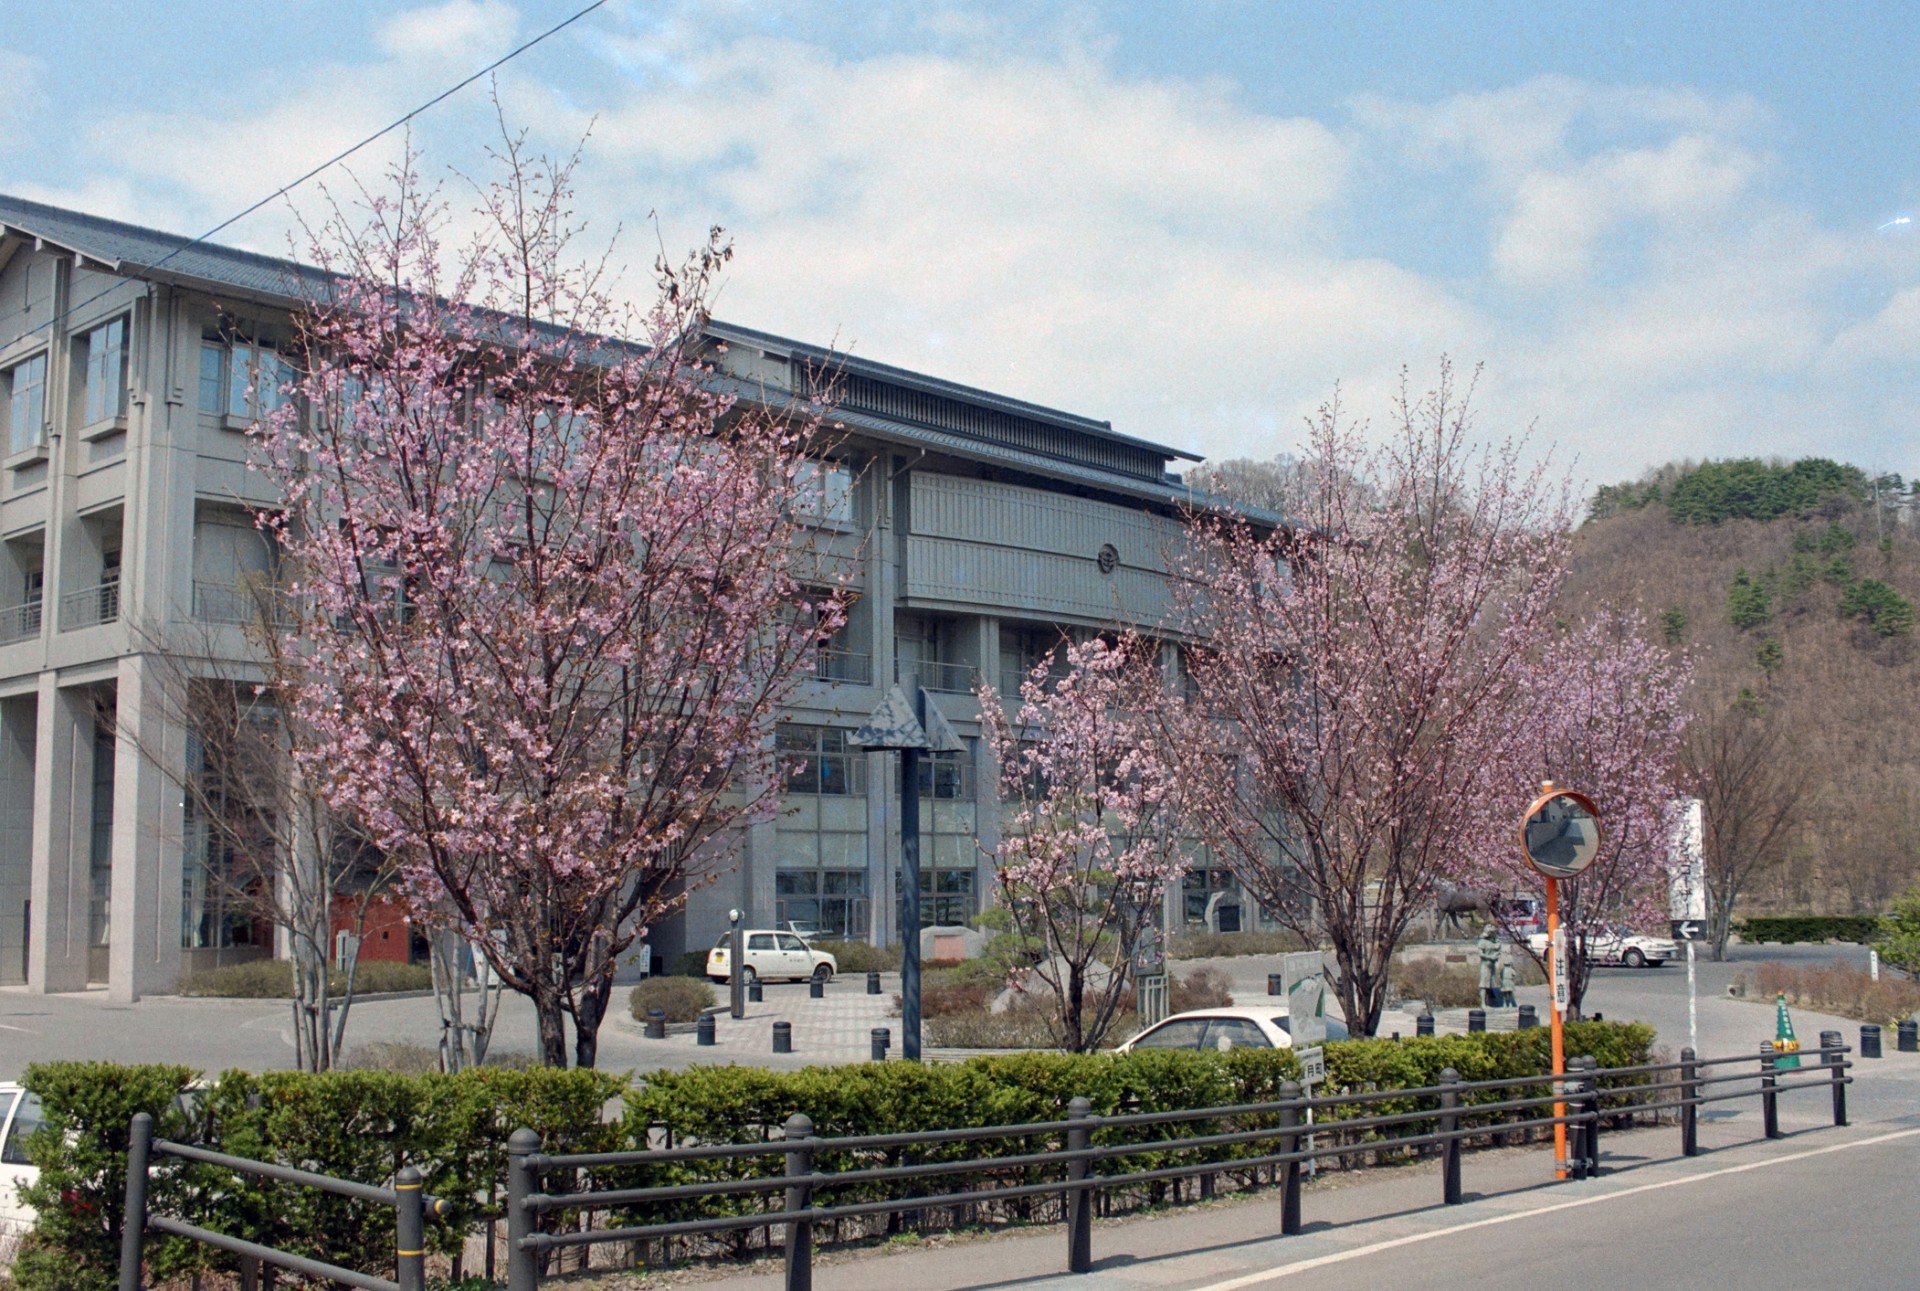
[684,1070,1919,1291]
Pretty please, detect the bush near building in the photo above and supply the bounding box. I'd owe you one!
[176,960,432,998]
[628,976,718,1023]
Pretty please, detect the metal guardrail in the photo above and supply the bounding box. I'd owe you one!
[0,599,41,644]
[498,1039,1851,1291]
[117,1112,448,1291]
[814,648,872,685]
[59,582,119,630]
[896,658,977,694]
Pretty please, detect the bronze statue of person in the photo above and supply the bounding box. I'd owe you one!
[1477,923,1501,1008]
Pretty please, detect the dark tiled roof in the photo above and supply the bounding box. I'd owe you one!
[0,192,1288,528]
[0,193,329,302]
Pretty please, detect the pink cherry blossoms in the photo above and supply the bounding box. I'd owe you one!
[252,151,845,1067]
[977,634,1189,1052]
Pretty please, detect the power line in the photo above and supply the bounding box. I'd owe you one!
[21,0,612,339]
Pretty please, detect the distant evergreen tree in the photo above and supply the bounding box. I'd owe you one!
[1661,606,1689,646]
[1756,636,1784,679]
[1824,555,1856,587]
[1666,458,1866,525]
[1838,579,1916,637]
[1727,568,1773,631]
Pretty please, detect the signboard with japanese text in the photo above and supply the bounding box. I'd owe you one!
[1281,951,1327,1047]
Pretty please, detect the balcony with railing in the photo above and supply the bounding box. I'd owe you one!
[814,647,873,686]
[896,657,978,695]
[0,600,42,645]
[60,582,119,631]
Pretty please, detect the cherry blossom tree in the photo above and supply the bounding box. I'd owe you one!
[1481,610,1693,1013]
[1170,363,1575,1037]
[977,635,1189,1053]
[253,144,845,1067]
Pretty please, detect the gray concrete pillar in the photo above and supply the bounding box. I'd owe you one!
[28,677,90,992]
[107,654,184,1001]
[0,693,36,985]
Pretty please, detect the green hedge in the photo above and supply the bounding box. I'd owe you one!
[14,1063,625,1291]
[18,1025,1651,1289]
[1739,915,1884,944]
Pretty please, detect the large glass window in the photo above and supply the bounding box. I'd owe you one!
[6,352,48,455]
[200,336,292,421]
[793,457,855,525]
[776,724,870,939]
[901,745,978,927]
[88,722,115,948]
[81,316,128,425]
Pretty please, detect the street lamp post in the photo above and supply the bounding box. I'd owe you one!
[729,907,744,1020]
[849,684,963,1062]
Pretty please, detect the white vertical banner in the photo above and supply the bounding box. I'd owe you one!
[1668,797,1706,925]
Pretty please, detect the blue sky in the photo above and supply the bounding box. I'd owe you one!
[3,1,1914,485]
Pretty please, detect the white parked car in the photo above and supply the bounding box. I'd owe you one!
[1114,1006,1351,1054]
[707,931,838,984]
[1,1082,41,1241]
[1527,927,1678,968]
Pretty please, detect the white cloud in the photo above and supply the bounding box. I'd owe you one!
[376,0,520,64]
[0,48,45,141]
[32,14,1917,481]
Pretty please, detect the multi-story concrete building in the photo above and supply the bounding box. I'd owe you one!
[0,194,1274,999]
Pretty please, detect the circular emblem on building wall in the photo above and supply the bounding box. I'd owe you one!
[1097,543,1120,575]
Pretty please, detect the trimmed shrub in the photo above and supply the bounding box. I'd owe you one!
[628,975,717,1023]
[810,939,901,974]
[176,958,432,998]
[1169,929,1311,959]
[1738,915,1883,945]
[14,1062,625,1291]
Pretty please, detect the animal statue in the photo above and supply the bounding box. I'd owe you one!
[1434,884,1499,938]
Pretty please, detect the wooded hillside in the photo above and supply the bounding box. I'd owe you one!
[1569,459,1918,914]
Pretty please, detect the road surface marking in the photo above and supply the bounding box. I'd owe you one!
[1189,1127,1920,1290]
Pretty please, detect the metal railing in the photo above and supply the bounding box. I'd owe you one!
[0,599,41,644]
[118,1112,448,1291]
[497,1038,1852,1291]
[60,582,119,630]
[896,658,976,694]
[814,647,872,685]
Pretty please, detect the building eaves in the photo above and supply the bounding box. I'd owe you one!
[0,193,331,307]
[704,319,1201,464]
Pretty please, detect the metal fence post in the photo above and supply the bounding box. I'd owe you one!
[394,1166,426,1291]
[1277,1080,1303,1236]
[505,1127,542,1291]
[1821,1030,1847,1127]
[1065,1096,1093,1274]
[1438,1067,1462,1205]
[1578,1057,1602,1177]
[1760,1042,1781,1140]
[782,1113,815,1291]
[1679,1046,1699,1157]
[118,1113,154,1291]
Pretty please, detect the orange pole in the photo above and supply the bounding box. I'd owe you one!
[1546,875,1567,1180]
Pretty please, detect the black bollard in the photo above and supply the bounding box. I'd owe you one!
[772,1021,792,1054]
[696,1012,716,1046]
[645,1008,667,1039]
[1900,1019,1917,1053]
[809,975,825,1000]
[1861,1023,1882,1058]
[748,979,763,1003]
[1268,973,1284,996]
[1517,1004,1538,1030]
[1417,1012,1435,1038]
[867,970,882,995]
[1467,1008,1486,1034]
[871,1027,890,1062]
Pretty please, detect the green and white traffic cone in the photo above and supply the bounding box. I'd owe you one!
[1774,993,1802,1069]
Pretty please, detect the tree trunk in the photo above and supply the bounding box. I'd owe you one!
[573,976,612,1069]
[535,986,570,1067]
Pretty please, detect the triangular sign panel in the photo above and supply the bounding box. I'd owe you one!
[849,685,932,751]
